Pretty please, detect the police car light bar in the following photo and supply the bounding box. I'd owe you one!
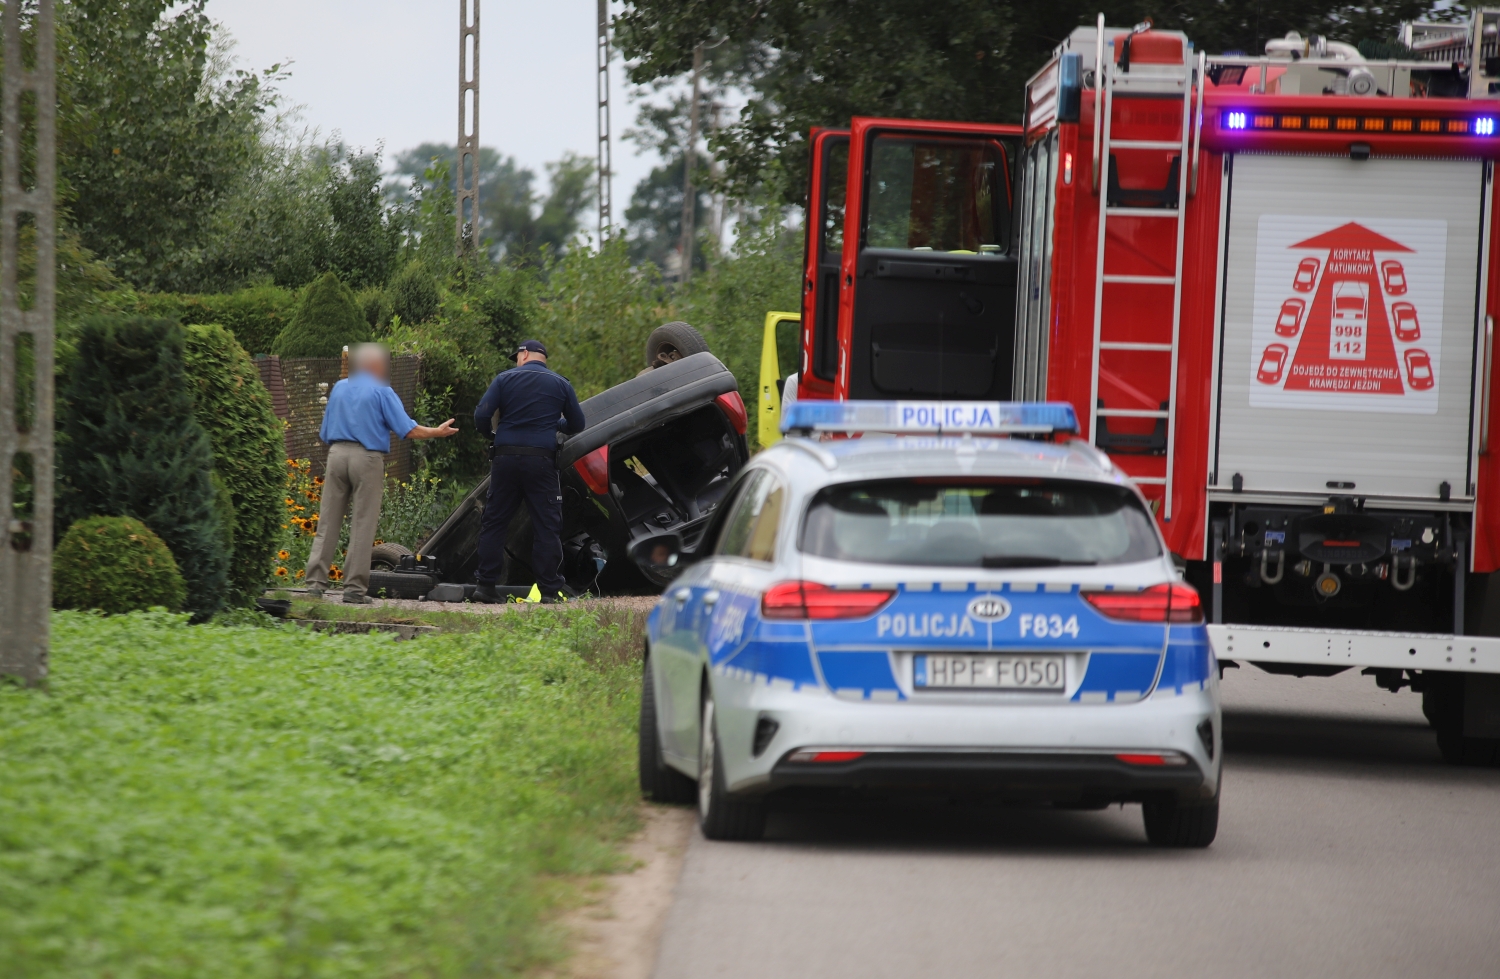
[781,400,1079,436]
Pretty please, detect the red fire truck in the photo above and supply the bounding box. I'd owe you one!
[787,12,1500,764]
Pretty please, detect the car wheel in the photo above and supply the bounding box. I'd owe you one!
[370,541,414,571]
[639,651,697,803]
[645,321,709,369]
[1425,673,1500,766]
[697,688,766,841]
[1142,794,1219,848]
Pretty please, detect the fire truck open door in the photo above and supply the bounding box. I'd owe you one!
[1213,154,1489,500]
[836,118,1023,400]
[797,128,849,401]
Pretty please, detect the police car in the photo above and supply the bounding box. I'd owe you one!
[633,401,1220,847]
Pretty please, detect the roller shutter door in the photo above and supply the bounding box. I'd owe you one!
[1214,154,1486,500]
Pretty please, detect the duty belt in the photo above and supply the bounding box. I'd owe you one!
[492,444,556,459]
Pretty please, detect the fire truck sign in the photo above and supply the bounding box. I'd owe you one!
[1249,216,1446,414]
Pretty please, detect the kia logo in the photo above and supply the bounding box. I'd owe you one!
[967,596,1012,622]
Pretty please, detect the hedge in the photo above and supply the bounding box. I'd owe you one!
[183,324,286,606]
[134,283,298,356]
[53,516,186,613]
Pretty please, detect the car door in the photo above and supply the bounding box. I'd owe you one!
[837,118,1023,401]
[799,127,849,402]
[658,469,769,764]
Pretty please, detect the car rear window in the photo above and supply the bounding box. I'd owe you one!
[799,478,1162,568]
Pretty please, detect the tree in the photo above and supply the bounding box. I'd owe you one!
[389,143,596,259]
[617,0,1443,206]
[623,92,715,271]
[272,272,369,358]
[55,1,275,289]
[58,317,228,619]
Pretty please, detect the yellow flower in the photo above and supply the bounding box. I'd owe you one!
[274,566,289,577]
[296,569,306,579]
[277,549,290,560]
[285,497,295,506]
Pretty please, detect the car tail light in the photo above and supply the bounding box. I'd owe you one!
[572,445,609,496]
[1115,752,1189,766]
[1083,583,1203,623]
[761,581,895,620]
[787,750,866,763]
[715,391,748,435]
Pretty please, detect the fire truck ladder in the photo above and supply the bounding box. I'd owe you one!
[1088,25,1202,518]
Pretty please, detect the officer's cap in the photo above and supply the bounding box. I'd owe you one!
[515,339,548,359]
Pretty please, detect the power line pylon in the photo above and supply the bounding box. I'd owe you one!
[457,0,480,255]
[0,0,57,684]
[597,0,612,240]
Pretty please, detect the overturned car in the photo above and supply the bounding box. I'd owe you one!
[380,351,748,597]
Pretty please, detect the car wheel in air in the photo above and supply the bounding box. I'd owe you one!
[639,650,697,803]
[645,321,709,369]
[370,541,414,571]
[697,688,767,841]
[1142,795,1219,848]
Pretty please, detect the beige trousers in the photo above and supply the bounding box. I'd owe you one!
[306,441,386,597]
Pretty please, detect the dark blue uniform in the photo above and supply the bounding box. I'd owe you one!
[473,361,586,591]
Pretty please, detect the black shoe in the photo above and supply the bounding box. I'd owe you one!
[540,589,574,605]
[471,584,503,605]
[342,592,373,605]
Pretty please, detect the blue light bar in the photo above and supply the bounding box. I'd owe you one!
[1226,111,1247,131]
[1478,116,1497,137]
[781,400,1079,436]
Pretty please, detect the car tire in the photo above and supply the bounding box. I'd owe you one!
[367,570,434,600]
[645,321,709,369]
[371,541,414,571]
[1142,795,1219,848]
[639,651,697,804]
[1425,673,1500,766]
[697,688,767,841]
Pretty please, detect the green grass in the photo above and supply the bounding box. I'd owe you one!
[0,607,648,979]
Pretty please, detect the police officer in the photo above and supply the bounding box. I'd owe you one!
[472,339,586,603]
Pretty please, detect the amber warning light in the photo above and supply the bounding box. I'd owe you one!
[1221,110,1497,137]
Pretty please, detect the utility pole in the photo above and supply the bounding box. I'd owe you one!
[596,0,612,239]
[678,43,703,283]
[456,0,480,255]
[0,0,57,684]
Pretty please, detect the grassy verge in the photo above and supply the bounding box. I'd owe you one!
[0,607,647,978]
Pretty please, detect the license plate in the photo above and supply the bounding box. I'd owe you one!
[913,654,1065,690]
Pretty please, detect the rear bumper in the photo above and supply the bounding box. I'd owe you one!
[1208,624,1500,675]
[768,749,1211,802]
[709,668,1220,803]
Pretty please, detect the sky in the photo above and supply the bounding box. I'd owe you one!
[207,0,657,234]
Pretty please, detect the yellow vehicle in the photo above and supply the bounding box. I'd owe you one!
[757,311,801,447]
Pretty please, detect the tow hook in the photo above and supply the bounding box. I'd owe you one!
[1391,553,1418,591]
[1259,548,1285,585]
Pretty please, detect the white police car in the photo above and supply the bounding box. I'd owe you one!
[633,401,1220,847]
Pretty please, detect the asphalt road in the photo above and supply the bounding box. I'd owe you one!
[652,666,1500,979]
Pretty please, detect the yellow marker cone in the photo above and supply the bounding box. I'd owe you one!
[524,583,542,604]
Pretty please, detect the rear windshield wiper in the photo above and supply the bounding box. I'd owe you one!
[980,556,1099,568]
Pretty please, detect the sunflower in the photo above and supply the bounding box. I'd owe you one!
[277,549,290,560]
[274,566,289,578]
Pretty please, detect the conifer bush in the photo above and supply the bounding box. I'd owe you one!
[59,316,229,619]
[389,258,441,325]
[183,324,284,605]
[53,515,187,614]
[271,271,369,357]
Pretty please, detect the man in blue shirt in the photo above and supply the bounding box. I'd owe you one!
[472,339,586,603]
[306,344,457,603]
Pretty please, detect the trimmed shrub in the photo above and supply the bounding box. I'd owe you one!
[134,284,298,355]
[271,271,369,357]
[58,316,228,619]
[53,516,186,613]
[389,258,441,325]
[183,324,285,606]
[356,285,392,331]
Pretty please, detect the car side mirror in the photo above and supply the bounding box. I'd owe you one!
[628,532,694,576]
